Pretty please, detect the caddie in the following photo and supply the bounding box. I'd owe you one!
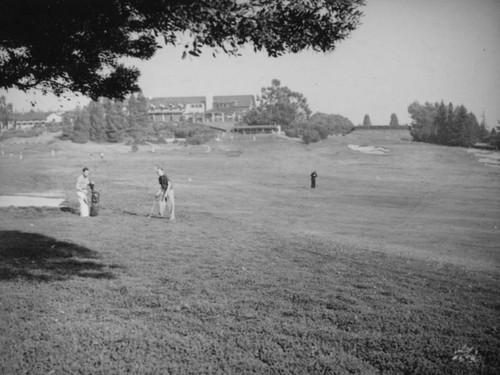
[76,167,92,217]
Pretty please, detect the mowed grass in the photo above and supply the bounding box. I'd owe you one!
[0,130,499,374]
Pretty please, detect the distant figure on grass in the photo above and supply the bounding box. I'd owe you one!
[310,171,318,189]
[76,167,92,217]
[156,167,175,220]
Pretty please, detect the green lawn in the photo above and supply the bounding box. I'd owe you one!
[0,131,499,374]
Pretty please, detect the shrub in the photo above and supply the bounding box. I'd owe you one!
[285,127,301,138]
[302,129,321,144]
[0,128,44,141]
[156,137,167,144]
[174,129,189,138]
[131,144,139,152]
[70,131,89,144]
[186,134,208,145]
[312,123,330,139]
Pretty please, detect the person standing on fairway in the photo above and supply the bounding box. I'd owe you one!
[310,171,318,189]
[156,167,175,220]
[76,167,91,217]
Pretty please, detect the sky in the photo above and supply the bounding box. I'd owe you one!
[2,0,499,127]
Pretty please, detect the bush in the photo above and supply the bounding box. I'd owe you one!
[46,123,62,132]
[70,131,89,144]
[285,127,302,138]
[0,128,44,141]
[131,144,139,152]
[186,134,210,145]
[302,129,321,144]
[174,129,189,138]
[156,137,167,144]
[312,123,330,139]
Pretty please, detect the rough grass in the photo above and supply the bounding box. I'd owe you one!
[0,131,499,374]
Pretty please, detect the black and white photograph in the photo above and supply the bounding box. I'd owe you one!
[1,0,499,374]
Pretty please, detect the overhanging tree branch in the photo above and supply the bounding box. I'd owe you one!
[0,0,365,100]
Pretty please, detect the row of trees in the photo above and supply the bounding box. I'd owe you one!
[408,101,490,147]
[63,93,149,143]
[63,93,219,145]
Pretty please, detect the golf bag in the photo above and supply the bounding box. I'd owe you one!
[89,184,100,217]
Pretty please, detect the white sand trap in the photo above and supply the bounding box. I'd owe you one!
[0,196,65,208]
[348,144,390,155]
[466,149,500,167]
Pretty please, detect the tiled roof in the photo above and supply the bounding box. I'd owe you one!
[149,95,256,108]
[214,95,255,107]
[150,97,206,107]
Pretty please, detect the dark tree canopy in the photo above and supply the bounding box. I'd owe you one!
[0,0,365,100]
[408,100,489,147]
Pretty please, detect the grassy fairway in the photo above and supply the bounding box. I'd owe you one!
[0,130,499,374]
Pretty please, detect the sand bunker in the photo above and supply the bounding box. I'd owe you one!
[466,149,500,167]
[348,144,390,155]
[0,195,65,208]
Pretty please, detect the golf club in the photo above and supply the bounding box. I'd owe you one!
[148,198,158,218]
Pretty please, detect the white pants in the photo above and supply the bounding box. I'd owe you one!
[77,191,89,217]
[159,189,175,219]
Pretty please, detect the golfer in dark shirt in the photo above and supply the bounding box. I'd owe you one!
[310,171,317,188]
[156,167,175,220]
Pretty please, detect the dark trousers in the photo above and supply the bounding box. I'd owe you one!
[311,179,316,188]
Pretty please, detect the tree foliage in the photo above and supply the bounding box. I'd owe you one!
[363,114,372,126]
[309,112,354,136]
[282,112,354,143]
[0,0,365,100]
[389,113,399,127]
[0,96,13,130]
[408,101,489,147]
[63,93,150,143]
[244,79,311,130]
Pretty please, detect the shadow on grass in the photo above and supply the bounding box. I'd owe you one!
[0,230,121,282]
[59,206,78,215]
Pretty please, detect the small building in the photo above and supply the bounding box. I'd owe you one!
[5,111,63,131]
[46,113,63,124]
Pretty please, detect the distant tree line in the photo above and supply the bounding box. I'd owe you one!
[61,92,218,145]
[244,79,354,144]
[61,92,149,143]
[408,101,490,147]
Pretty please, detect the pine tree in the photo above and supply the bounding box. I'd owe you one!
[389,113,399,127]
[363,114,372,126]
[88,101,106,142]
[71,108,91,143]
[103,98,128,142]
[449,105,468,146]
[0,96,13,130]
[435,101,450,144]
[126,92,149,141]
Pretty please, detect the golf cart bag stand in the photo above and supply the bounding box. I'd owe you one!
[90,186,100,216]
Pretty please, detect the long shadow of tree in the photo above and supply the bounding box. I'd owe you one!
[0,231,121,282]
